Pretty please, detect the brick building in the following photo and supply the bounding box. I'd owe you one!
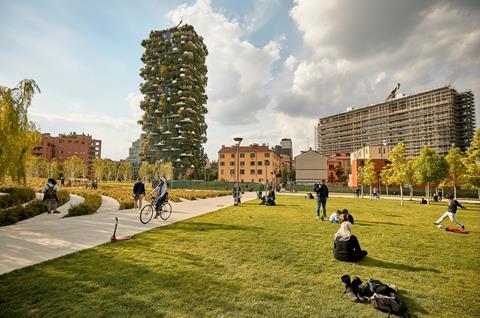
[327,152,351,183]
[32,133,102,166]
[217,144,282,184]
[349,145,392,187]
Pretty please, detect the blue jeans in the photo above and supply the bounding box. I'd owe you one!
[317,197,327,218]
[155,196,166,211]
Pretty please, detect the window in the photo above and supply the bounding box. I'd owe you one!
[240,169,245,175]
[240,153,245,158]
[257,170,263,175]
[250,153,255,158]
[220,161,225,166]
[229,162,235,166]
[240,161,245,166]
[231,154,235,158]
[258,161,263,166]
[229,170,235,175]
[250,169,255,175]
[219,154,225,158]
[265,152,270,157]
[250,161,255,166]
[264,160,269,165]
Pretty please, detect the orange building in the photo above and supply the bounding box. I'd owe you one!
[327,152,351,182]
[218,144,282,184]
[32,133,102,166]
[348,145,392,187]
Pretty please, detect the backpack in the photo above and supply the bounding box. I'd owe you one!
[313,183,320,193]
[44,185,57,201]
[371,293,409,317]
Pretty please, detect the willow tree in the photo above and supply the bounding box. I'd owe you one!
[0,79,41,184]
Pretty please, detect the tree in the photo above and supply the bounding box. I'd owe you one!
[357,165,366,198]
[462,129,480,198]
[92,159,106,181]
[63,156,86,180]
[444,147,465,199]
[414,147,448,203]
[118,161,133,181]
[139,161,153,182]
[0,79,41,184]
[335,165,347,182]
[26,156,47,178]
[380,165,393,196]
[386,143,407,206]
[104,160,118,181]
[362,159,377,198]
[402,160,417,200]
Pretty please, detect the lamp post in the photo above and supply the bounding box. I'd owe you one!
[233,137,243,205]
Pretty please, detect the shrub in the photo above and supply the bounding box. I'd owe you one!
[0,187,36,209]
[0,200,46,226]
[67,194,102,217]
[57,189,70,206]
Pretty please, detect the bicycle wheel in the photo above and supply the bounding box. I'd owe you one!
[159,202,172,220]
[140,205,154,224]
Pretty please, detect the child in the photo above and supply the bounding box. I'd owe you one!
[434,195,466,230]
[342,209,354,224]
[329,210,342,223]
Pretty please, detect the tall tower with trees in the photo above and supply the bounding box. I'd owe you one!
[138,23,208,176]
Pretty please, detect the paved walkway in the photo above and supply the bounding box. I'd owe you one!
[0,192,256,275]
[18,194,85,224]
[99,195,120,212]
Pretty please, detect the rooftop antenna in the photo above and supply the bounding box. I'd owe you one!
[385,83,400,101]
[176,18,183,28]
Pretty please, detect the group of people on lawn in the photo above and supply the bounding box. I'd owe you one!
[311,179,467,263]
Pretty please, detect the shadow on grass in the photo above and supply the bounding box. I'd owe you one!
[402,291,430,317]
[356,221,416,227]
[360,257,440,273]
[170,222,261,232]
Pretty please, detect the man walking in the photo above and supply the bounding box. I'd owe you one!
[314,179,329,220]
[133,178,146,209]
[43,178,59,214]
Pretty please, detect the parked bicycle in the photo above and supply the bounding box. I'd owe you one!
[140,194,172,224]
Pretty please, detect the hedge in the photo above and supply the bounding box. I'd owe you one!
[0,200,46,226]
[67,194,102,217]
[0,187,36,209]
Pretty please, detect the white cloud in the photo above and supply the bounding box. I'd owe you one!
[127,92,144,111]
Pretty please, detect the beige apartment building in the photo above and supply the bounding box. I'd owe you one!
[349,145,392,187]
[217,144,282,183]
[294,149,328,184]
[315,86,476,157]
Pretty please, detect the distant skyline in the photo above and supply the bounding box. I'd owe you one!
[1,0,479,160]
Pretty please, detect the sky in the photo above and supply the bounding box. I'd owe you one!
[1,0,479,161]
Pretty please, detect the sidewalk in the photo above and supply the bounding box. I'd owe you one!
[0,192,256,275]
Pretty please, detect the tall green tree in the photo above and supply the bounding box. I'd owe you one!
[26,156,47,178]
[0,79,41,184]
[118,161,133,181]
[402,159,417,200]
[444,147,465,199]
[63,156,86,180]
[357,165,366,198]
[380,165,393,196]
[386,143,407,206]
[414,147,448,203]
[362,159,377,198]
[139,161,153,182]
[462,129,480,198]
[92,159,106,181]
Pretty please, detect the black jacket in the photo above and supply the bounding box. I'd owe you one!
[333,235,363,262]
[315,184,329,198]
[133,182,145,195]
[447,200,464,214]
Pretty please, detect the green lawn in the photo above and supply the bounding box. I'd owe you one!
[1,196,479,317]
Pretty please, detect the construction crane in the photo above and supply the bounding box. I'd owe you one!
[385,83,400,101]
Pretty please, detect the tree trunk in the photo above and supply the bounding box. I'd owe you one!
[453,186,457,200]
[409,185,413,201]
[386,184,389,196]
[427,182,430,204]
[400,183,403,206]
[361,183,364,198]
[369,185,372,199]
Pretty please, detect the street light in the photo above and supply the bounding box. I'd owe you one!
[233,137,243,205]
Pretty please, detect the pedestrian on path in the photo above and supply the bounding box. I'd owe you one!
[233,182,241,206]
[434,194,466,230]
[314,179,329,220]
[42,178,59,214]
[133,178,146,209]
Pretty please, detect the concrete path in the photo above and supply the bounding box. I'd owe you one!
[99,195,120,212]
[280,192,480,204]
[0,192,256,275]
[18,194,85,224]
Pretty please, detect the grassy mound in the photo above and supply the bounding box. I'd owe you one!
[66,193,102,217]
[0,196,478,317]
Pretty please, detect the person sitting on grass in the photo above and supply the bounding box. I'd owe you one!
[341,209,354,224]
[420,197,427,204]
[329,210,342,223]
[434,194,466,230]
[150,177,168,218]
[333,221,368,262]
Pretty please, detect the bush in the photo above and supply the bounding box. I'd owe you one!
[0,187,36,209]
[57,189,70,206]
[0,200,46,226]
[67,194,102,217]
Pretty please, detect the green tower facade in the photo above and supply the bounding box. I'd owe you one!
[139,24,208,173]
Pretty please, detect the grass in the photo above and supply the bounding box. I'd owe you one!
[0,196,479,317]
[66,193,102,217]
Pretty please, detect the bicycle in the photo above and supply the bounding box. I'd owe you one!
[140,195,172,224]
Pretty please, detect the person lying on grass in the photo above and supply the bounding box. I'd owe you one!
[434,194,466,230]
[329,210,342,223]
[341,209,354,224]
[333,221,368,262]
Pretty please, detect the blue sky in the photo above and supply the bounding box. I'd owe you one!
[1,0,479,160]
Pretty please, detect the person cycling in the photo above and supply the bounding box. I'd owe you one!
[149,177,168,218]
